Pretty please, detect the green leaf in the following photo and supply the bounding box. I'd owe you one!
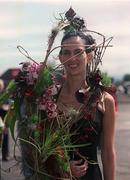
[0,92,10,107]
[101,72,112,86]
[6,80,17,92]
[30,113,39,123]
[4,108,17,141]
[18,137,41,154]
[0,80,17,107]
[5,97,21,141]
[34,67,52,96]
[4,109,14,127]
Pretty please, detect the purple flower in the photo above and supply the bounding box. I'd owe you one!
[65,7,76,20]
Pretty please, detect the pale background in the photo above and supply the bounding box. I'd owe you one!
[0,0,130,80]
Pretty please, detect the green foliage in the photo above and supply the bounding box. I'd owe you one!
[4,97,20,141]
[0,80,16,107]
[101,72,112,86]
[6,80,17,92]
[64,25,75,33]
[30,114,39,123]
[34,67,53,96]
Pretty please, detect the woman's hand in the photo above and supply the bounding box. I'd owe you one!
[70,159,88,178]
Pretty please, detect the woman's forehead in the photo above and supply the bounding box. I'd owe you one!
[62,36,85,49]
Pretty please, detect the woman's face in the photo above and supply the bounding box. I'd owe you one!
[59,36,88,76]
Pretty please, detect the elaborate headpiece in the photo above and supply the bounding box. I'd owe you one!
[17,7,114,105]
[17,7,113,86]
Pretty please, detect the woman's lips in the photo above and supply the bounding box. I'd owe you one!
[68,64,79,68]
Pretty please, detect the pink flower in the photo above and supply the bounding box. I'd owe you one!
[51,76,60,85]
[46,87,53,95]
[46,100,57,112]
[25,63,41,85]
[48,111,57,119]
[27,74,34,85]
[39,104,46,110]
[46,85,58,96]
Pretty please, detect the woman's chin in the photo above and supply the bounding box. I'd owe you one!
[67,70,82,76]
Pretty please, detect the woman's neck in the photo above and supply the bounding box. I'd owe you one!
[63,75,87,95]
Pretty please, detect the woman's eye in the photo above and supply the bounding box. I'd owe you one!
[74,49,84,55]
[62,50,71,56]
[61,49,84,56]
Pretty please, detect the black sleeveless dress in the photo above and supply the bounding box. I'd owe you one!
[19,83,104,179]
[69,109,103,180]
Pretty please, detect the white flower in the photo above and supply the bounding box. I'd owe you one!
[32,72,38,79]
[0,117,4,128]
[51,85,58,95]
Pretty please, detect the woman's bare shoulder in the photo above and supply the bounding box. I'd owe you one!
[104,92,115,107]
[98,91,115,113]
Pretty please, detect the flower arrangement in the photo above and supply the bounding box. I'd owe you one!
[0,61,82,179]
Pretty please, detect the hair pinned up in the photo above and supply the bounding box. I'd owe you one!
[61,31,96,53]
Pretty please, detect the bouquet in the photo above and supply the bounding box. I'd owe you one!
[0,61,86,180]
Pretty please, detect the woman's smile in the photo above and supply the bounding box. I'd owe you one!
[68,63,79,69]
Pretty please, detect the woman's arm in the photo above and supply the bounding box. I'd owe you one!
[100,92,116,180]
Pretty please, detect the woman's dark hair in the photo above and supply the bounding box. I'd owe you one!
[61,31,95,53]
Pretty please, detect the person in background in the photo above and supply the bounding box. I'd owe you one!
[0,79,9,161]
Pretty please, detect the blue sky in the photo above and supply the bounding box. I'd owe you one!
[0,0,130,80]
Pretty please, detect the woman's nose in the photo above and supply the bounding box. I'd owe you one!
[70,56,76,62]
[69,52,77,61]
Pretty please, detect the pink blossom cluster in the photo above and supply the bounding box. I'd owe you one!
[37,85,59,119]
[25,63,42,85]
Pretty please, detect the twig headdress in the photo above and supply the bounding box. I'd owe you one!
[17,7,113,73]
[16,8,114,106]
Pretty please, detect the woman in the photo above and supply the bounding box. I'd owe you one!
[0,8,115,180]
[57,31,116,180]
